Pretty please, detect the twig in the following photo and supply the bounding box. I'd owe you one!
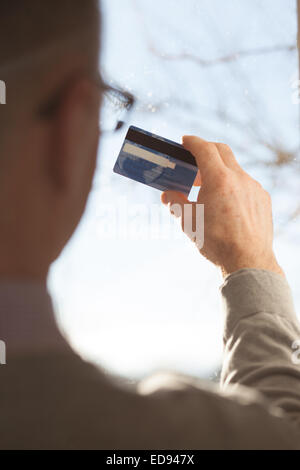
[149,44,297,67]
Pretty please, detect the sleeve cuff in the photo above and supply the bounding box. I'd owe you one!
[220,268,298,340]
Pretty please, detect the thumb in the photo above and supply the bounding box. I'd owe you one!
[182,136,224,179]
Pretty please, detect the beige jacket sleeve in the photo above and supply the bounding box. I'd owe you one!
[134,268,300,449]
[220,268,300,426]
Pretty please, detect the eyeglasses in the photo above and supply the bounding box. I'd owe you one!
[38,73,135,134]
[100,79,135,134]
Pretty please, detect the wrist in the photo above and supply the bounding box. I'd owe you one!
[221,254,285,279]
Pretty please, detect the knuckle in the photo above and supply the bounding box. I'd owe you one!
[254,180,263,190]
[217,143,232,154]
[202,141,217,153]
[239,169,251,180]
[248,178,272,202]
[247,176,263,191]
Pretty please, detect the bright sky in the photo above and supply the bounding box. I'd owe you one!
[48,0,299,380]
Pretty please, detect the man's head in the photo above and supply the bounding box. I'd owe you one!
[0,0,102,280]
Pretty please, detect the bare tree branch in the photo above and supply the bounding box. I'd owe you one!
[149,44,296,67]
[130,0,300,223]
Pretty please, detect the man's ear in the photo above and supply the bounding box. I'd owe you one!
[50,78,100,192]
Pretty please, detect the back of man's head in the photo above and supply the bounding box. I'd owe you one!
[0,0,100,140]
[0,1,102,281]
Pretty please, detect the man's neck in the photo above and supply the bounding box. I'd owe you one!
[0,281,71,355]
[0,240,49,283]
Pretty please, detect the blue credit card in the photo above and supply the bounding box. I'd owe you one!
[113,126,198,196]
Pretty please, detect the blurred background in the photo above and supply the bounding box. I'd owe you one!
[48,0,299,381]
